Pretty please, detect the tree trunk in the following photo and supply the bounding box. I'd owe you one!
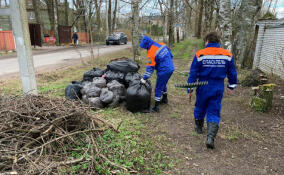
[232,0,263,68]
[184,0,193,38]
[46,0,59,45]
[108,0,112,34]
[131,0,140,60]
[168,0,174,48]
[112,0,118,32]
[176,27,180,43]
[215,0,220,31]
[163,14,168,43]
[32,0,44,43]
[53,0,59,45]
[87,2,95,62]
[195,0,204,38]
[94,0,101,31]
[105,0,109,36]
[204,0,214,34]
[158,0,167,43]
[46,0,55,33]
[218,0,232,50]
[64,0,69,26]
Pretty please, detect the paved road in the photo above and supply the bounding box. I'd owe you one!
[0,44,131,77]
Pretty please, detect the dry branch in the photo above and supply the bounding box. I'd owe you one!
[0,95,122,174]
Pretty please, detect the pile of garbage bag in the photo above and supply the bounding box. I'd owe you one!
[65,57,151,112]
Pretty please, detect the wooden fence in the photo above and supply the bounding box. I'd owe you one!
[0,31,15,52]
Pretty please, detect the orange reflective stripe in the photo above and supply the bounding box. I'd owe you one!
[146,45,159,66]
[196,47,232,58]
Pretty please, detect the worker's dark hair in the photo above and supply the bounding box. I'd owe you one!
[204,32,221,43]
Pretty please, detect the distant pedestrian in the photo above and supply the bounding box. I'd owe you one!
[72,32,78,46]
[187,32,238,149]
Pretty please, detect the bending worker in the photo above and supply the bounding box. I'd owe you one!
[140,36,175,112]
[187,32,237,149]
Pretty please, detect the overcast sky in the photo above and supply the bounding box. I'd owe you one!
[276,0,284,18]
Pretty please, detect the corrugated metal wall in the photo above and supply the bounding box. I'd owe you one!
[77,32,89,44]
[253,20,284,79]
[0,31,15,52]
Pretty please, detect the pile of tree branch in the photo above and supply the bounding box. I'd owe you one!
[0,95,123,174]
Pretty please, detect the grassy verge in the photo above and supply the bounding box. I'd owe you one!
[0,47,173,174]
[1,39,202,174]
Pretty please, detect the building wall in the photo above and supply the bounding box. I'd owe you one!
[0,16,11,31]
[253,19,284,79]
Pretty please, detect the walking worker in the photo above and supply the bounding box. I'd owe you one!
[187,32,237,149]
[140,36,175,112]
[72,32,78,45]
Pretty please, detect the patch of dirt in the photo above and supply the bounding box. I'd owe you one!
[143,48,284,175]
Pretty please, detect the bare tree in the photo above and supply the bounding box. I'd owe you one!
[53,0,59,45]
[232,0,263,68]
[184,0,195,38]
[45,0,59,45]
[158,0,168,43]
[204,0,214,34]
[108,0,112,34]
[94,0,103,31]
[131,0,140,60]
[32,0,45,43]
[195,0,204,38]
[112,0,118,32]
[218,0,232,50]
[64,0,69,26]
[83,0,96,61]
[168,0,174,47]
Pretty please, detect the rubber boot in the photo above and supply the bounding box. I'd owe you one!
[206,122,219,149]
[151,101,160,113]
[160,94,168,104]
[194,119,204,134]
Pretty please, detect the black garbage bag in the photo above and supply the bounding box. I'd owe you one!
[100,88,114,104]
[82,95,89,104]
[89,97,104,108]
[105,70,125,83]
[107,80,125,98]
[125,72,142,84]
[81,82,101,97]
[107,59,140,73]
[83,68,104,81]
[126,80,152,113]
[65,81,83,100]
[93,77,107,88]
[108,95,120,108]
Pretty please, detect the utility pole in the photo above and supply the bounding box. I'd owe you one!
[0,0,38,95]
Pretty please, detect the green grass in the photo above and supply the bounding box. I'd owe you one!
[172,38,204,60]
[1,39,205,174]
[1,48,173,175]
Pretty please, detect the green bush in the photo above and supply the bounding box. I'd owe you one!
[250,96,267,112]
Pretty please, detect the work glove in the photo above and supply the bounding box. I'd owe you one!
[187,88,193,94]
[140,78,146,84]
[187,88,194,96]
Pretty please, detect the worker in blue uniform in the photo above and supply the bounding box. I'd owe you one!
[140,36,175,112]
[187,32,237,149]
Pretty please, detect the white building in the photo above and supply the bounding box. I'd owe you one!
[253,19,284,79]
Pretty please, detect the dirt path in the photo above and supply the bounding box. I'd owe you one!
[143,46,284,175]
